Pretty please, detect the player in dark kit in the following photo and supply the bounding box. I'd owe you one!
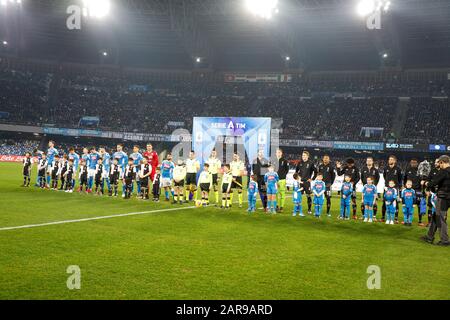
[94,158,104,195]
[109,158,121,197]
[22,152,33,187]
[360,157,380,220]
[64,160,75,192]
[336,158,360,219]
[382,155,403,222]
[403,158,424,225]
[295,151,317,215]
[317,155,336,216]
[123,159,135,199]
[426,158,440,226]
[252,149,270,211]
[139,158,152,200]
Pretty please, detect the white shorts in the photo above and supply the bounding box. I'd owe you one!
[88,168,96,178]
[161,177,172,188]
[102,171,109,179]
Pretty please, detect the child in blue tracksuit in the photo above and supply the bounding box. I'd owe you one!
[312,173,326,218]
[292,173,304,217]
[401,180,416,226]
[384,180,398,225]
[264,166,279,214]
[340,175,353,220]
[362,176,377,222]
[247,175,258,213]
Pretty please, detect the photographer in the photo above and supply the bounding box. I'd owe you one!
[421,155,450,246]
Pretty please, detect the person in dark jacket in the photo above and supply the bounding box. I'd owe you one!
[360,157,380,219]
[317,154,336,216]
[382,155,403,222]
[295,151,317,214]
[426,158,440,226]
[252,150,270,212]
[403,158,425,225]
[336,158,360,219]
[421,155,450,246]
[276,148,290,213]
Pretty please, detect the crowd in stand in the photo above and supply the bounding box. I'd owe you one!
[0,139,40,156]
[0,66,449,143]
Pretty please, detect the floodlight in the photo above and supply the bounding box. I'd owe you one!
[382,53,388,58]
[356,0,375,17]
[245,0,279,20]
[102,51,108,56]
[1,0,7,6]
[195,57,201,63]
[285,56,290,61]
[83,0,110,18]
[2,40,7,45]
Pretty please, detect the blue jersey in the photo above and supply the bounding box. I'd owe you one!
[312,180,326,199]
[130,152,143,167]
[68,152,80,170]
[47,147,59,165]
[88,152,100,169]
[81,153,90,167]
[293,180,302,203]
[101,152,111,172]
[264,172,279,187]
[431,193,438,214]
[248,181,258,195]
[113,151,128,170]
[160,160,174,179]
[341,182,353,197]
[384,187,397,203]
[362,184,377,203]
[401,188,416,207]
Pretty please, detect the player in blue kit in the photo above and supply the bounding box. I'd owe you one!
[247,175,258,213]
[384,180,398,225]
[312,173,326,218]
[401,180,416,226]
[87,147,100,193]
[112,144,128,197]
[362,176,377,223]
[160,153,175,201]
[340,175,353,220]
[130,145,144,197]
[46,140,59,187]
[264,165,279,214]
[292,173,304,217]
[99,147,111,194]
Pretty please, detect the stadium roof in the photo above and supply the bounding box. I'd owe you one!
[1,0,449,71]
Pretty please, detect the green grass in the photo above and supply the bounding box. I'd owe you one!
[0,162,448,300]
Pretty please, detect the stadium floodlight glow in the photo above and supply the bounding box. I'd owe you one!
[1,0,7,6]
[245,0,279,20]
[285,56,290,61]
[83,0,110,18]
[356,0,375,17]
[382,52,388,58]
[102,51,108,56]
[195,57,201,63]
[356,0,391,17]
[2,40,7,45]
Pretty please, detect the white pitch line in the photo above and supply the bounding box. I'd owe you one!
[0,195,293,232]
[0,206,197,232]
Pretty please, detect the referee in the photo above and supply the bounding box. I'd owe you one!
[421,155,450,246]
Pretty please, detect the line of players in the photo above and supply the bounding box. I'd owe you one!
[21,141,440,226]
[286,151,440,226]
[21,141,249,208]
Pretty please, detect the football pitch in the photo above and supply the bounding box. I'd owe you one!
[0,162,448,300]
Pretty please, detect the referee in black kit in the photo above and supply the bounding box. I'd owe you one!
[421,155,450,246]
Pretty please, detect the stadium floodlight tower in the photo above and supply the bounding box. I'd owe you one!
[83,0,110,18]
[244,0,279,20]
